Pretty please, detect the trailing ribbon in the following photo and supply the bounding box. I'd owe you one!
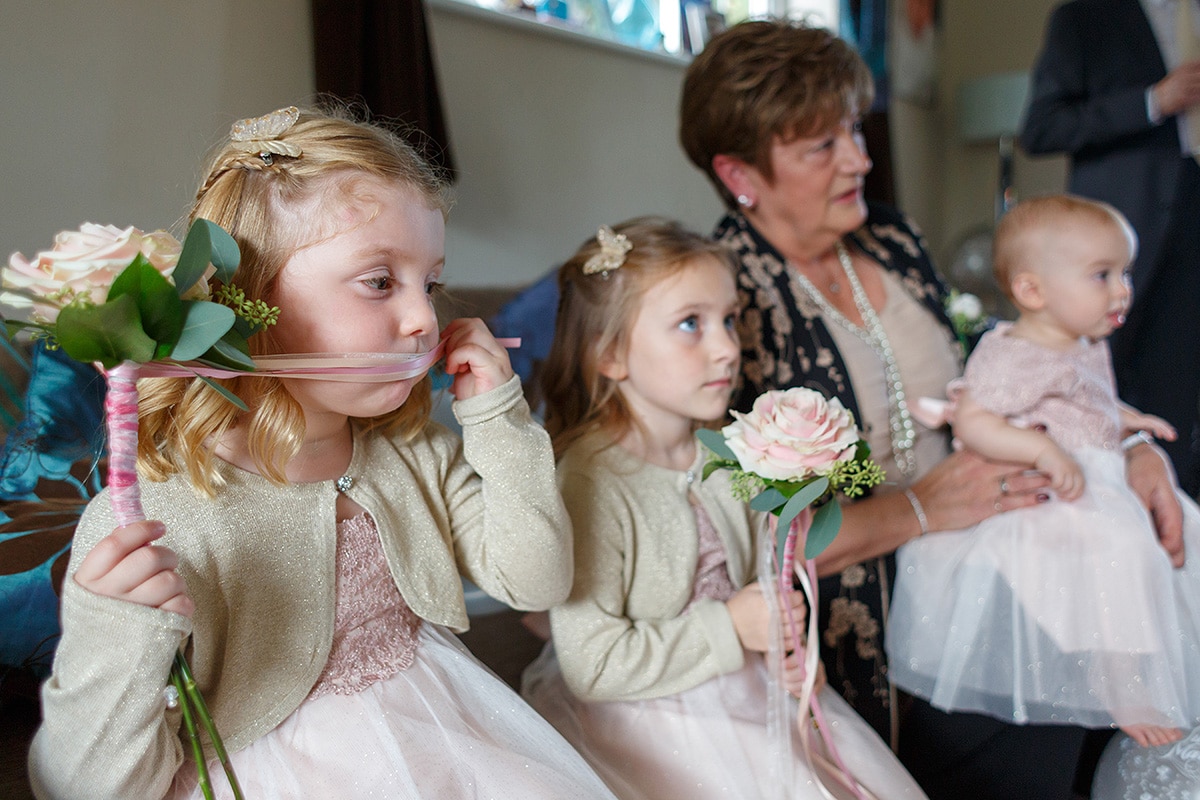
[768,511,874,800]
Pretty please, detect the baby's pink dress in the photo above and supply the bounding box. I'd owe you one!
[169,513,616,800]
[888,325,1200,729]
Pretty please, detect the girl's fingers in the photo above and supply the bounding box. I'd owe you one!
[74,521,167,584]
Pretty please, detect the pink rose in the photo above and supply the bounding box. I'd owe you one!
[3,223,184,323]
[722,387,860,482]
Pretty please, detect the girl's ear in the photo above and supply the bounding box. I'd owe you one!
[1010,271,1044,310]
[597,349,628,382]
[712,154,755,202]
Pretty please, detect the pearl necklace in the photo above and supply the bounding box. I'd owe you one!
[793,242,917,479]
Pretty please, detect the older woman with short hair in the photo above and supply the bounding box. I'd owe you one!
[680,19,1185,800]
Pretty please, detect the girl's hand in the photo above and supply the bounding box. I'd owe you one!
[440,317,514,401]
[911,449,1051,532]
[73,521,195,617]
[782,652,827,698]
[1125,413,1177,443]
[1033,443,1085,501]
[726,583,807,653]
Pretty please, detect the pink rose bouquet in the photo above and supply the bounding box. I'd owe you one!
[2,219,268,800]
[700,387,882,562]
[699,387,883,800]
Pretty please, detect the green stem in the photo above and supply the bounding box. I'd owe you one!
[171,664,214,800]
[174,652,245,800]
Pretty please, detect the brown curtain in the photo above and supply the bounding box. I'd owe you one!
[312,0,457,179]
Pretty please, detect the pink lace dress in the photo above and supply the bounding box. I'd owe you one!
[522,499,927,800]
[170,513,617,800]
[888,325,1200,730]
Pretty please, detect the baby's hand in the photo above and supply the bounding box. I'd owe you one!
[1034,444,1085,501]
[440,318,514,401]
[1126,414,1177,443]
[73,521,194,617]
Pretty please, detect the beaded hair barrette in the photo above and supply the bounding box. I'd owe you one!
[581,225,632,277]
[229,106,302,164]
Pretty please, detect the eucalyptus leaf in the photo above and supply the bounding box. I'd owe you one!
[774,476,828,538]
[804,500,843,560]
[749,487,787,512]
[56,295,156,368]
[197,375,249,411]
[175,219,241,293]
[107,256,183,350]
[172,301,236,361]
[196,333,255,371]
[696,428,737,462]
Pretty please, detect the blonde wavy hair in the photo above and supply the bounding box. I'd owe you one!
[541,217,736,458]
[138,102,450,495]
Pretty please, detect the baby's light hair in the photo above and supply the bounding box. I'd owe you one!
[541,217,736,458]
[992,194,1137,304]
[138,101,451,495]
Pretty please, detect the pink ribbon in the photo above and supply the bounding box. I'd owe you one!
[136,337,520,382]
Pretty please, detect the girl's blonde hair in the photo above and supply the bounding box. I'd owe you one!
[541,217,736,458]
[138,102,450,494]
[993,194,1137,303]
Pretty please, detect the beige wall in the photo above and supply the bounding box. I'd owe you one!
[0,1,314,257]
[3,1,1072,289]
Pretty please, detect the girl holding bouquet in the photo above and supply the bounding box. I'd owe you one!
[26,105,617,800]
[887,196,1200,768]
[520,217,926,799]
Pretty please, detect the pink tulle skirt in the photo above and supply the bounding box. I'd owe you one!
[169,625,617,800]
[521,643,927,800]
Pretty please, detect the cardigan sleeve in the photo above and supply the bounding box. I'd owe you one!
[549,464,745,703]
[28,499,191,800]
[443,375,574,610]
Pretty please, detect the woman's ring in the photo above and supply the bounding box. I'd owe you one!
[999,477,1010,495]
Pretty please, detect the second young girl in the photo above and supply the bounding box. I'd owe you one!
[887,195,1200,750]
[27,105,617,800]
[520,217,927,799]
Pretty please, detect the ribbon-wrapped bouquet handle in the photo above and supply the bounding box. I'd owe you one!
[698,387,884,800]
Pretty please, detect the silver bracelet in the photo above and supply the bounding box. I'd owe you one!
[1121,430,1154,451]
[904,488,929,537]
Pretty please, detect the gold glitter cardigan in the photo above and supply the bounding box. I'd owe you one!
[548,437,761,702]
[29,376,571,800]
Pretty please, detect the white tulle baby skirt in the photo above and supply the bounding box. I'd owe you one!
[169,625,617,800]
[887,447,1200,729]
[521,642,928,800]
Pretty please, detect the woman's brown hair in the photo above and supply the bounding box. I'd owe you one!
[679,19,874,208]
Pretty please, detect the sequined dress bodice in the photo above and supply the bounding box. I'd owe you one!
[308,513,422,699]
[963,325,1121,452]
[685,500,738,608]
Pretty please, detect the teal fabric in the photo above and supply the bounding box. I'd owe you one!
[0,343,106,675]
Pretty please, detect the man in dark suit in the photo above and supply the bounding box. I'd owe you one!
[1022,0,1200,497]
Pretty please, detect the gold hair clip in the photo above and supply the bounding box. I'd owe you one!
[581,226,632,276]
[229,106,302,161]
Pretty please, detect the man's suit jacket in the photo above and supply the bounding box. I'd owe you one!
[1021,0,1186,306]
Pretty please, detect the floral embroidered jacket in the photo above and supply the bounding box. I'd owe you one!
[714,202,955,740]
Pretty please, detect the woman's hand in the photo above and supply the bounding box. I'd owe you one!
[441,317,515,401]
[912,448,1051,532]
[1126,442,1185,567]
[782,652,827,698]
[73,521,194,617]
[726,583,807,653]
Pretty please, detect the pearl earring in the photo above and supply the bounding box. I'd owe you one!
[736,194,755,209]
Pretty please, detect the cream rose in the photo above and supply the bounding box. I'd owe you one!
[722,387,859,482]
[3,223,184,323]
